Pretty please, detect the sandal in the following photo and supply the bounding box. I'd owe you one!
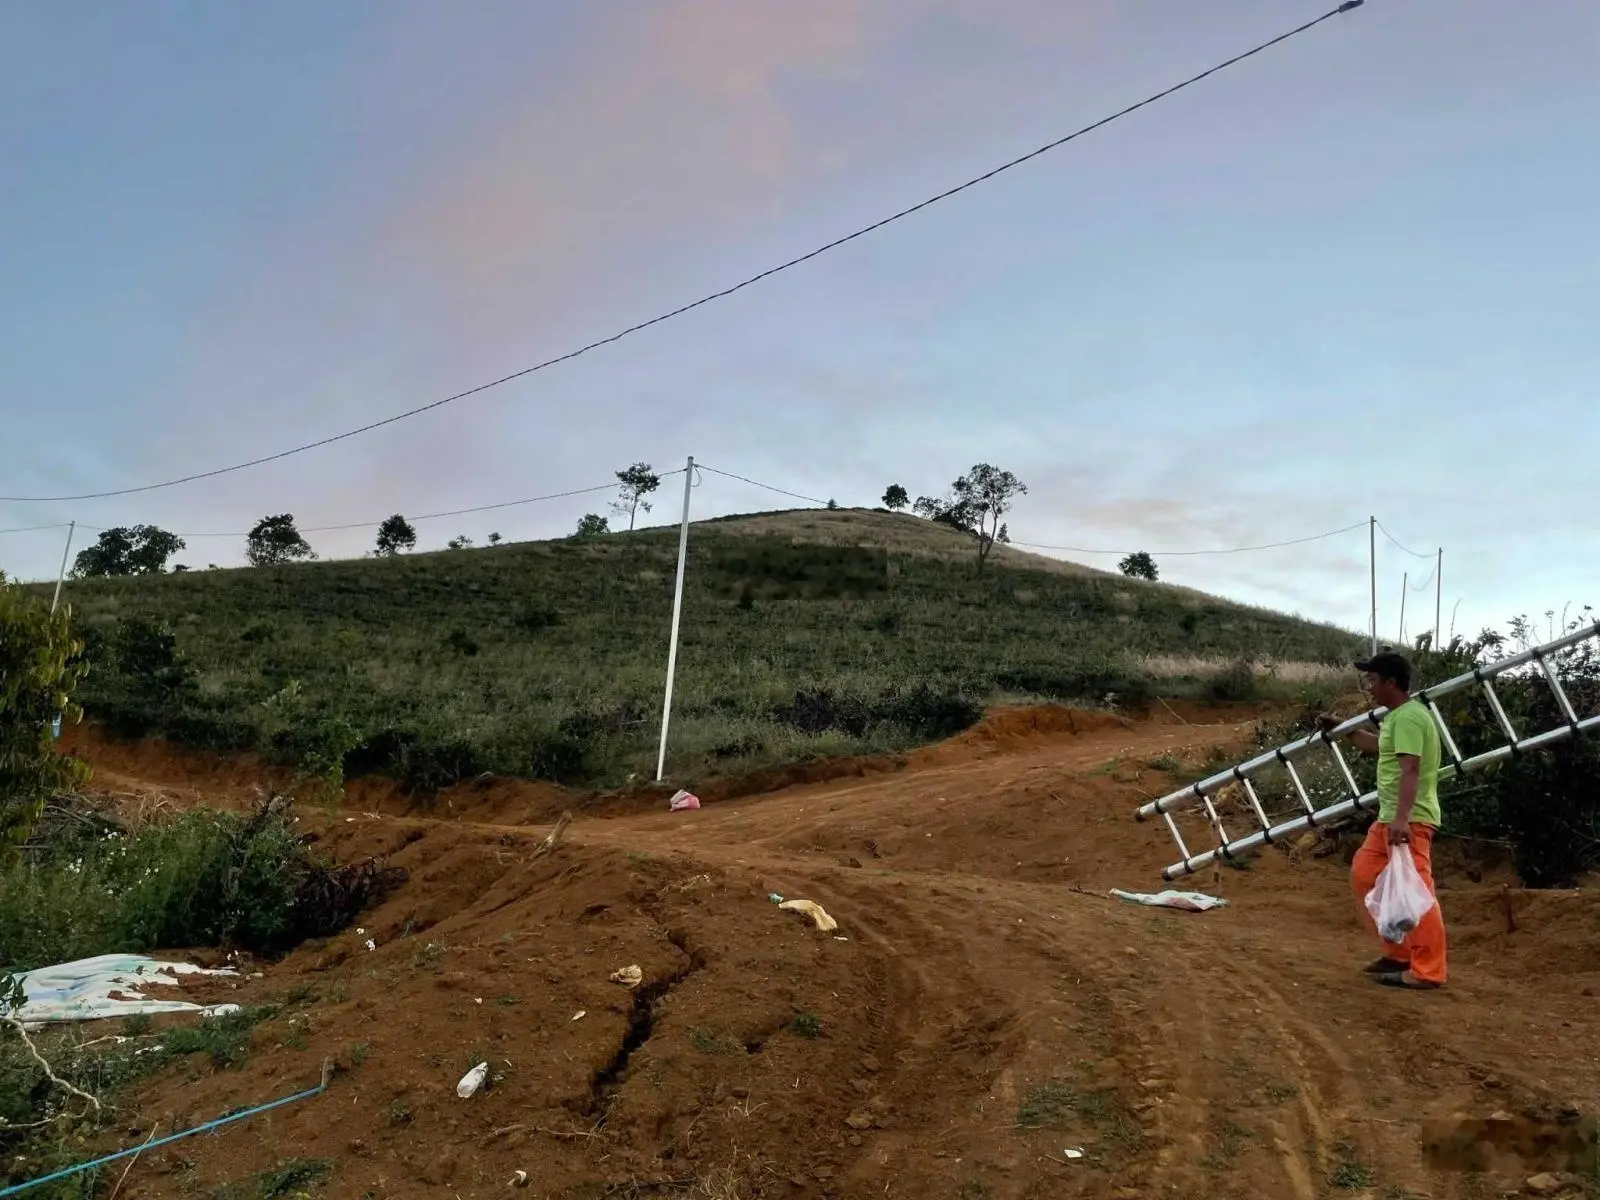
[1375,971,1441,991]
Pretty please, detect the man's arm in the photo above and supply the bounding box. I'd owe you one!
[1318,714,1380,753]
[1345,727,1379,753]
[1390,754,1420,842]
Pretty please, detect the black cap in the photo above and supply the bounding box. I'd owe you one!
[1354,650,1411,689]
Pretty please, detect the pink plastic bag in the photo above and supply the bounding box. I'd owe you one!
[1363,844,1434,943]
[667,789,700,812]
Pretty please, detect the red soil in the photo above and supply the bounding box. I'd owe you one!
[41,708,1600,1199]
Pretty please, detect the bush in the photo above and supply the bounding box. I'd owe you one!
[770,685,981,742]
[1204,660,1258,704]
[0,799,405,971]
[510,605,562,633]
[0,584,90,853]
[994,661,1154,708]
[876,683,983,740]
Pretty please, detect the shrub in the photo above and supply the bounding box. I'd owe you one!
[1205,660,1258,704]
[510,605,562,633]
[0,584,90,853]
[0,800,405,971]
[443,628,480,657]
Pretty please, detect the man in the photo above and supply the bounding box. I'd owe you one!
[1319,651,1447,990]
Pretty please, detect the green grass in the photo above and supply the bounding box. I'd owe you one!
[212,1158,332,1200]
[1,805,316,972]
[160,1006,277,1069]
[0,1004,282,1194]
[688,1027,738,1056]
[1329,1142,1376,1190]
[792,1011,823,1040]
[48,511,1362,790]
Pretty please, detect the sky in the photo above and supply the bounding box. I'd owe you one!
[1,0,1596,645]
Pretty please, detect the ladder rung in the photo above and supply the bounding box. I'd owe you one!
[1159,710,1600,880]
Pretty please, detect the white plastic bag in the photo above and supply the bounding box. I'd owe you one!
[457,1062,489,1098]
[1364,844,1435,943]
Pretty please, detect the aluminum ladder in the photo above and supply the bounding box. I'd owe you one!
[1135,621,1600,881]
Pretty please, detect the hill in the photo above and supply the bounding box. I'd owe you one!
[51,508,1361,792]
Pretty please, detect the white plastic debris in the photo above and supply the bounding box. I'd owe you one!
[610,965,643,988]
[364,939,376,952]
[668,789,701,812]
[778,899,839,932]
[1109,888,1229,913]
[201,1004,242,1019]
[457,1062,490,1098]
[570,1010,587,1022]
[510,1170,529,1188]
[2,954,241,1027]
[1063,1147,1085,1160]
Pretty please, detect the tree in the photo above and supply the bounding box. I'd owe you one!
[882,484,909,511]
[1119,552,1159,582]
[375,515,417,556]
[612,462,661,532]
[488,532,503,546]
[447,535,474,550]
[246,514,315,567]
[574,513,610,538]
[0,579,90,854]
[913,463,1027,572]
[71,525,186,577]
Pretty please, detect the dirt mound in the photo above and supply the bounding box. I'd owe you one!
[35,710,1600,1199]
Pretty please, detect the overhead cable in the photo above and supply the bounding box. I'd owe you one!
[1,1,1368,504]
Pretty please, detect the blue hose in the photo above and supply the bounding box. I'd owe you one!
[0,1068,330,1198]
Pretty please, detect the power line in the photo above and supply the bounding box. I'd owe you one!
[0,522,72,537]
[76,476,676,540]
[703,462,1366,558]
[696,465,828,507]
[1406,562,1438,591]
[1375,519,1436,560]
[2,1,1368,506]
[1010,520,1369,558]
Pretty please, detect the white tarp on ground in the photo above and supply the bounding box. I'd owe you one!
[2,954,241,1028]
[1109,888,1229,912]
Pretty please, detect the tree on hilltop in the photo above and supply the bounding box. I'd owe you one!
[612,463,661,532]
[913,463,1026,573]
[375,515,417,557]
[246,515,315,567]
[1119,552,1159,581]
[72,526,186,577]
[882,484,909,511]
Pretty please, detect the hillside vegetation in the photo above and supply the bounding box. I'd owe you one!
[49,509,1362,792]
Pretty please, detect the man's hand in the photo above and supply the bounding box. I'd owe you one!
[1386,822,1411,846]
[1314,712,1342,736]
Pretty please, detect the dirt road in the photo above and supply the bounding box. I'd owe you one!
[56,709,1600,1199]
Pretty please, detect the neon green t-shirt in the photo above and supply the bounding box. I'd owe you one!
[1376,699,1442,826]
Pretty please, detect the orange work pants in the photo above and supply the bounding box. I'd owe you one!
[1349,821,1448,985]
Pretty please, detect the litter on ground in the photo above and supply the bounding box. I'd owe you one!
[1109,888,1229,912]
[610,965,644,988]
[457,1062,489,1098]
[2,954,242,1028]
[668,789,701,811]
[778,899,839,932]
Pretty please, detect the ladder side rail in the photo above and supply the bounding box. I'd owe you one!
[1138,620,1600,823]
[1161,709,1600,879]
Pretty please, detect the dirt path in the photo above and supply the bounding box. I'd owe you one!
[48,711,1600,1199]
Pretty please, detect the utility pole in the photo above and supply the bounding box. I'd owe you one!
[1435,548,1443,649]
[1368,516,1377,655]
[51,521,76,614]
[655,457,695,783]
[1398,572,1407,645]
